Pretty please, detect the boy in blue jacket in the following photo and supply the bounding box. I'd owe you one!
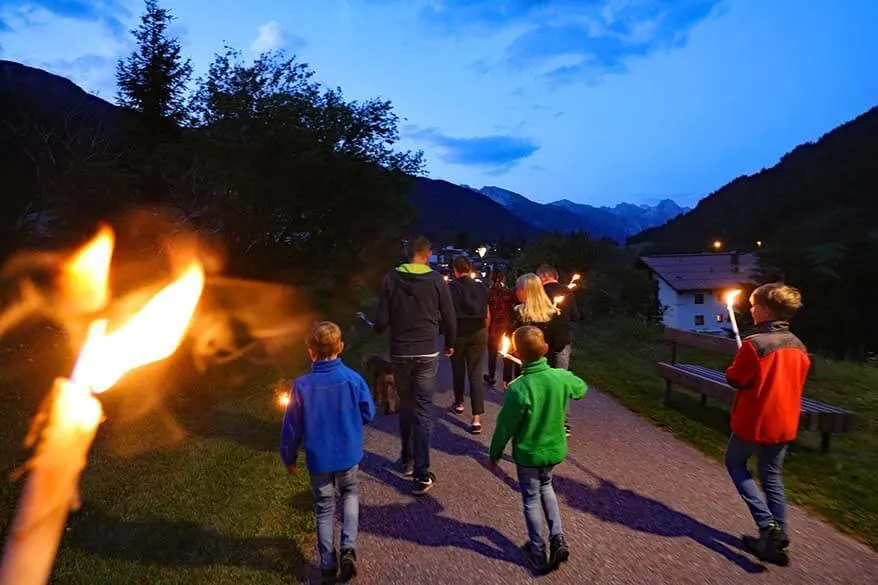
[281,321,376,584]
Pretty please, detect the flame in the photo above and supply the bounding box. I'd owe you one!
[553,295,565,306]
[567,273,581,290]
[277,392,291,408]
[724,289,742,306]
[500,334,512,355]
[443,275,449,282]
[62,226,114,314]
[64,229,205,394]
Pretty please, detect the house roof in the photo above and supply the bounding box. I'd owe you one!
[640,252,758,292]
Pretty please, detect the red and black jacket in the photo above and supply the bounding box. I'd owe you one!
[726,321,811,444]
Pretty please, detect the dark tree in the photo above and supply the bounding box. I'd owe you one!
[115,0,192,128]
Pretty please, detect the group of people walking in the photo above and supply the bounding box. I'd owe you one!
[279,234,811,583]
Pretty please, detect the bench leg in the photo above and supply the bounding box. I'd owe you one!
[820,432,831,454]
[664,381,672,405]
[701,394,708,406]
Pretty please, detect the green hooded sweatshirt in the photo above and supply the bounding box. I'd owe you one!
[489,358,587,467]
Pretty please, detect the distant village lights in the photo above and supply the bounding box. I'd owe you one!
[712,240,723,251]
[476,245,488,258]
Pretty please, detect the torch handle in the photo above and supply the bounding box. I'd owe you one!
[355,312,375,328]
[726,303,742,349]
[0,379,102,585]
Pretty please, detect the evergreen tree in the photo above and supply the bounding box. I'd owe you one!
[115,0,192,127]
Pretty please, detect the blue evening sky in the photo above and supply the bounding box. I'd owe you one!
[1,0,876,207]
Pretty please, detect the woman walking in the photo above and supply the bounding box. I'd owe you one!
[484,266,517,386]
[448,256,490,434]
[502,273,566,385]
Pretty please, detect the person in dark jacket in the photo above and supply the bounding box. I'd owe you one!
[373,235,456,496]
[538,264,582,436]
[448,255,489,434]
[502,273,565,385]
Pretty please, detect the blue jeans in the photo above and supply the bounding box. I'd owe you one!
[392,355,439,480]
[725,434,788,531]
[310,465,359,569]
[517,464,563,556]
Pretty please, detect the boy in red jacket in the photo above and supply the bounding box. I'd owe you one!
[724,283,810,567]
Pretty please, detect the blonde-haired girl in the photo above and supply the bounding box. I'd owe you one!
[502,273,566,385]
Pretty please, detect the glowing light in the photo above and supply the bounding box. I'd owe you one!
[567,273,581,290]
[71,260,205,394]
[499,334,522,365]
[553,295,565,306]
[476,246,488,258]
[277,393,291,408]
[712,240,723,250]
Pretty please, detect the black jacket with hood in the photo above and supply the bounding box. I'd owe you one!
[373,263,456,356]
[449,275,489,337]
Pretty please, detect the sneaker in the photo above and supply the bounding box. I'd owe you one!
[401,460,414,478]
[413,472,436,496]
[549,534,570,569]
[320,565,338,585]
[564,423,572,438]
[469,422,482,435]
[742,522,790,566]
[521,542,549,574]
[451,403,465,415]
[339,549,357,583]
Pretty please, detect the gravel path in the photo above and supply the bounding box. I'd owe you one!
[304,356,877,584]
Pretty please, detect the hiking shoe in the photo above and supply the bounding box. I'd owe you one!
[320,565,338,585]
[565,423,572,438]
[521,542,549,574]
[549,534,570,568]
[339,549,357,582]
[451,403,465,415]
[742,522,790,566]
[401,460,414,478]
[413,472,436,496]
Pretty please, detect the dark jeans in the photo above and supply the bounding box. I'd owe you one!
[549,344,572,426]
[724,433,789,531]
[487,328,514,381]
[392,355,439,480]
[451,328,488,415]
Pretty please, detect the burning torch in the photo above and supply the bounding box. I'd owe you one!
[725,289,742,348]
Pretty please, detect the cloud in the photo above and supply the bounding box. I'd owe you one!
[250,20,304,54]
[0,0,131,38]
[405,125,539,174]
[418,0,721,82]
[41,53,118,98]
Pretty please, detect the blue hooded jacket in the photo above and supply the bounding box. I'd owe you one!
[280,358,376,474]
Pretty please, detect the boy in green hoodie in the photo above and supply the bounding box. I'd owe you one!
[489,325,588,573]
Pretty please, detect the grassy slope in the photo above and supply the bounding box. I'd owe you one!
[0,343,314,584]
[571,315,878,549]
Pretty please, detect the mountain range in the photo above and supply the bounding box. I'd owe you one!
[0,59,688,247]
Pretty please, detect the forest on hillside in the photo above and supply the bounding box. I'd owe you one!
[632,107,878,359]
[0,0,423,315]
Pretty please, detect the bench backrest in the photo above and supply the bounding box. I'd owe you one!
[664,327,739,357]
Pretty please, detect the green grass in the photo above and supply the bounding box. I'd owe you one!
[572,315,878,549]
[0,338,315,584]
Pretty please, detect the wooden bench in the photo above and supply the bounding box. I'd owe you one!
[656,327,856,453]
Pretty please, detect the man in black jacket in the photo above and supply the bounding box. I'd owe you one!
[373,236,456,495]
[448,256,489,435]
[538,264,581,437]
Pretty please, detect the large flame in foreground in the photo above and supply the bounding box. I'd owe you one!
[67,227,205,394]
[724,289,742,307]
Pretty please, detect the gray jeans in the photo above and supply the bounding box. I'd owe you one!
[549,344,572,425]
[517,464,563,556]
[311,465,359,569]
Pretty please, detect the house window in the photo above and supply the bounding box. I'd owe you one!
[716,314,725,323]
[694,293,705,305]
[694,315,705,326]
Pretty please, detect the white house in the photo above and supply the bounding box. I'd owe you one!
[640,252,758,333]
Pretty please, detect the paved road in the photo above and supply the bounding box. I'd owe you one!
[305,357,877,584]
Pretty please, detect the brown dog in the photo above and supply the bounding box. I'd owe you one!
[364,355,400,415]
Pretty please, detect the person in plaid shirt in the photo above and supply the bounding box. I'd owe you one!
[484,266,517,386]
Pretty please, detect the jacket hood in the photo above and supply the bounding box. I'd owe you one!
[393,263,437,295]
